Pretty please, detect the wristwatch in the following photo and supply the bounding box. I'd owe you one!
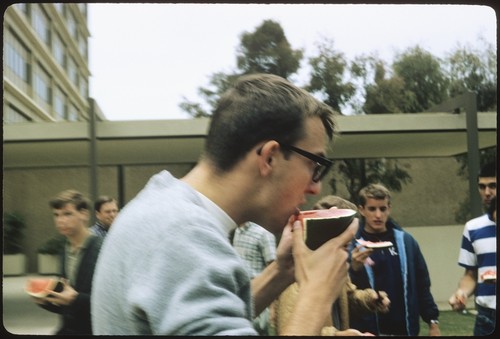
[430,319,439,325]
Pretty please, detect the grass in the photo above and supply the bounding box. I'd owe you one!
[419,310,476,336]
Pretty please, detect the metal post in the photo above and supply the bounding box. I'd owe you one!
[464,92,482,218]
[89,98,98,225]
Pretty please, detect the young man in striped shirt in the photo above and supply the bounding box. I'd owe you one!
[449,162,496,336]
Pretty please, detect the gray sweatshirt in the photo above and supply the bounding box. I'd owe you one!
[91,171,256,335]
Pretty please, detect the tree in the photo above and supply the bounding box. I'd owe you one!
[179,20,303,117]
[306,38,355,114]
[329,159,412,204]
[237,19,303,79]
[392,46,449,112]
[445,39,497,112]
[180,72,239,118]
[363,73,417,114]
[325,52,414,200]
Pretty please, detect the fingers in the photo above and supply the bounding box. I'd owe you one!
[291,219,306,252]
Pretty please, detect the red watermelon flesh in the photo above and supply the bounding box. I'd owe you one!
[25,278,63,298]
[296,207,357,250]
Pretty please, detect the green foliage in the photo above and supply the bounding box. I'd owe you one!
[179,20,302,117]
[38,234,66,255]
[445,40,497,112]
[363,75,416,113]
[392,46,449,112]
[237,20,303,79]
[178,19,495,207]
[306,38,355,113]
[330,159,412,204]
[3,212,26,254]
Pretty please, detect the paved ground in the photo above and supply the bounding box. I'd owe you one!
[3,275,59,336]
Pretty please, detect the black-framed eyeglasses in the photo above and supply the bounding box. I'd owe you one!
[479,182,497,190]
[281,144,333,183]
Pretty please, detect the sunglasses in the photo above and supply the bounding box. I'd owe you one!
[281,144,333,183]
[478,182,497,190]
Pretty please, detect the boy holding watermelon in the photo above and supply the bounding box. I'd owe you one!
[30,189,103,335]
[91,73,358,335]
[348,183,440,336]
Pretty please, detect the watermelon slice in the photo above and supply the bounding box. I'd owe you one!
[296,207,357,250]
[480,270,496,283]
[356,238,393,249]
[25,277,64,298]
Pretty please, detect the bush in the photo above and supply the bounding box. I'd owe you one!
[3,212,26,254]
[38,234,66,255]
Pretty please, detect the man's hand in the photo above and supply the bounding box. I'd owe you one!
[367,290,390,313]
[428,322,441,336]
[448,289,467,311]
[350,244,374,271]
[44,279,78,306]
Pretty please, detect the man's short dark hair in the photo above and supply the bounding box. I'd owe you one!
[94,196,117,212]
[479,162,496,178]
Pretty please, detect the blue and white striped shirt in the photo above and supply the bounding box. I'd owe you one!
[458,214,496,309]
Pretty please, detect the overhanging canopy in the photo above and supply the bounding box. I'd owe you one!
[3,112,497,169]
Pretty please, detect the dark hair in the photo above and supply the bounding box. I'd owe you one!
[479,162,496,178]
[94,195,117,212]
[49,189,90,211]
[487,196,496,222]
[204,73,337,171]
[358,183,391,207]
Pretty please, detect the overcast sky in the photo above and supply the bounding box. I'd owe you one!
[88,3,496,121]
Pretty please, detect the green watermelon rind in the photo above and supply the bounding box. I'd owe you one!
[300,208,357,250]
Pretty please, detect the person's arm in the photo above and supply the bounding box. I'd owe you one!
[252,221,295,316]
[449,269,477,311]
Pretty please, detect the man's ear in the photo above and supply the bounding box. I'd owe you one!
[256,140,280,177]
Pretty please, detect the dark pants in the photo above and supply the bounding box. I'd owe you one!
[474,304,496,336]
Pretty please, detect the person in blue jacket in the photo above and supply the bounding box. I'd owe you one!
[348,183,440,336]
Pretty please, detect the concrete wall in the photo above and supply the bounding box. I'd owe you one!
[2,157,474,308]
[406,225,473,310]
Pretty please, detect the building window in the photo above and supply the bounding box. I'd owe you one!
[4,30,30,86]
[34,63,51,106]
[67,56,78,88]
[53,3,64,16]
[68,102,79,121]
[78,3,87,17]
[52,32,66,69]
[67,10,78,40]
[32,4,50,46]
[54,86,66,120]
[13,3,29,16]
[79,77,88,99]
[4,104,31,124]
[78,36,87,59]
